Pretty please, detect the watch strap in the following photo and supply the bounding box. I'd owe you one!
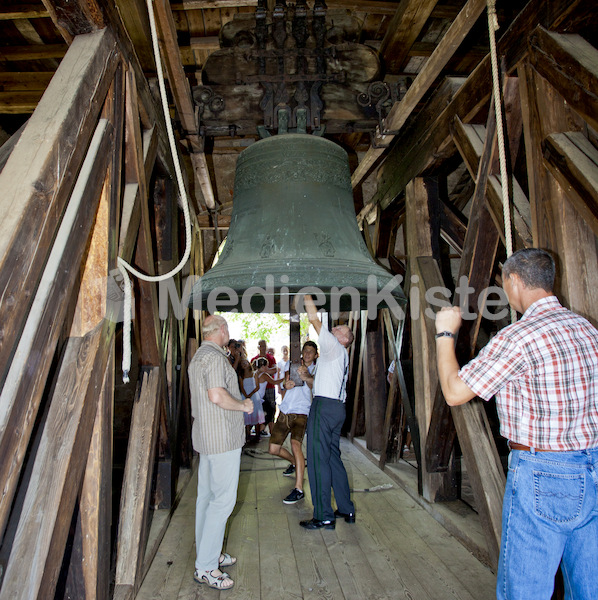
[435,331,455,339]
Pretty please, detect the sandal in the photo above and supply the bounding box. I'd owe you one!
[219,552,237,568]
[194,569,234,590]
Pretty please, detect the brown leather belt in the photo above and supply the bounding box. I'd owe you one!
[508,441,551,452]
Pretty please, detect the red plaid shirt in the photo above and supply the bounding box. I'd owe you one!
[459,296,598,450]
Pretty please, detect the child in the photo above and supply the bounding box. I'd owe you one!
[268,341,318,503]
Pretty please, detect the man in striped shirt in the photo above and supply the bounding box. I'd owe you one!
[188,315,253,591]
[436,248,598,600]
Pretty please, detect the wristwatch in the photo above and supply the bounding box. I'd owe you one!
[435,331,456,339]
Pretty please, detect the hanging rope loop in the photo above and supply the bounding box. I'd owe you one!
[117,0,194,382]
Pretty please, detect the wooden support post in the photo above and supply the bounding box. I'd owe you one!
[349,311,367,440]
[379,309,405,468]
[429,97,505,567]
[114,367,162,596]
[59,70,124,598]
[362,312,387,452]
[405,177,457,502]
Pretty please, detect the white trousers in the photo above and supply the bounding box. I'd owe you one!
[194,447,242,572]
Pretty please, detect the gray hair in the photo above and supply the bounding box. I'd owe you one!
[502,248,555,292]
[202,315,227,338]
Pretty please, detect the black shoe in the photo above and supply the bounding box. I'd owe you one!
[299,518,335,530]
[282,464,296,477]
[334,509,356,523]
[283,488,304,504]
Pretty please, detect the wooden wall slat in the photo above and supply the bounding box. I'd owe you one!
[0,118,113,544]
[0,320,114,599]
[114,367,162,593]
[0,28,119,390]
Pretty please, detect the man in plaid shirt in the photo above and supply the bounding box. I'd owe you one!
[435,248,598,600]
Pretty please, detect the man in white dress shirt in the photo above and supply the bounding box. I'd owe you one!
[297,295,356,530]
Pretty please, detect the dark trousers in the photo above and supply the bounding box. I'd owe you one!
[306,396,355,521]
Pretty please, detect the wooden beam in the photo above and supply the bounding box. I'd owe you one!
[0,91,44,113]
[362,314,387,452]
[427,97,499,474]
[520,60,598,322]
[0,321,113,599]
[172,0,460,15]
[189,36,221,51]
[349,311,367,440]
[61,85,119,592]
[62,350,114,600]
[361,76,465,217]
[451,117,532,249]
[440,202,466,254]
[543,132,598,237]
[379,0,439,74]
[112,0,155,72]
[152,0,196,133]
[124,72,164,367]
[114,367,162,595]
[0,117,113,545]
[0,28,119,391]
[379,309,404,469]
[0,72,54,91]
[0,122,26,175]
[355,0,593,202]
[432,98,506,568]
[41,0,105,40]
[405,178,456,502]
[171,0,257,8]
[528,27,598,133]
[0,5,50,20]
[152,0,216,210]
[0,44,68,60]
[351,0,487,188]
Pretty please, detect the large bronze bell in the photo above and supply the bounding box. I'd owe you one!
[189,134,406,314]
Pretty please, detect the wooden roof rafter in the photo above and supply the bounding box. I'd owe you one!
[352,0,488,194]
[378,0,440,75]
[152,0,217,211]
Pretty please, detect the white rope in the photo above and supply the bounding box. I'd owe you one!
[117,0,193,382]
[486,0,516,323]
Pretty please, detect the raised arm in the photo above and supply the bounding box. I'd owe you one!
[435,307,477,406]
[297,294,322,335]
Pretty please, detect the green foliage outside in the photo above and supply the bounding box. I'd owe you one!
[217,311,312,357]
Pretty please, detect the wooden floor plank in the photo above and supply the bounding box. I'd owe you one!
[135,438,495,600]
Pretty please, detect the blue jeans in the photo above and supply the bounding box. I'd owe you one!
[497,448,598,600]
